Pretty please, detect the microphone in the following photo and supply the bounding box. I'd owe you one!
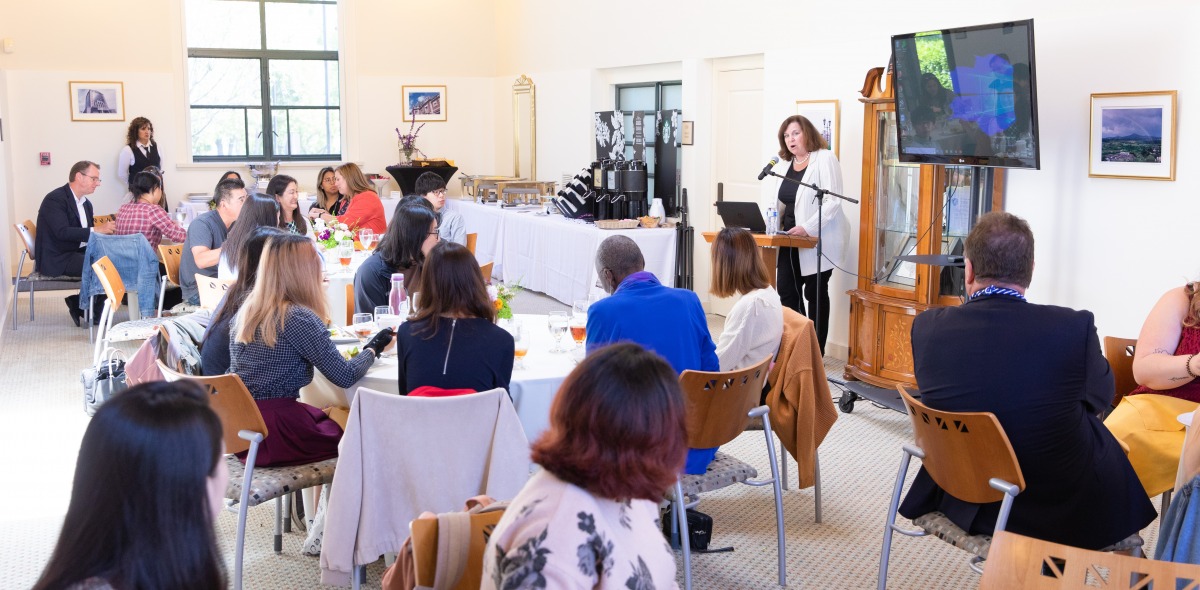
[757,156,780,180]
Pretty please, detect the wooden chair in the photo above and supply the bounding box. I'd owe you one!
[345,283,354,326]
[464,232,478,256]
[157,244,183,317]
[1104,336,1139,409]
[671,356,784,589]
[9,220,82,330]
[479,261,493,283]
[157,361,337,590]
[410,505,507,590]
[980,530,1200,589]
[92,213,116,226]
[196,274,234,310]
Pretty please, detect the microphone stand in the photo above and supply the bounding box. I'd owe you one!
[765,171,858,353]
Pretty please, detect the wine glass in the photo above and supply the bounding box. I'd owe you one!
[338,239,354,271]
[358,228,375,251]
[569,299,588,349]
[547,311,570,353]
[374,306,400,332]
[351,313,373,338]
[505,320,528,370]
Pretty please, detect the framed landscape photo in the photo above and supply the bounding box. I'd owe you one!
[69,81,124,122]
[796,99,840,159]
[1089,91,1177,180]
[402,85,447,122]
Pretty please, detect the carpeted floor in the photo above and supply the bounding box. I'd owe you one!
[0,289,1164,589]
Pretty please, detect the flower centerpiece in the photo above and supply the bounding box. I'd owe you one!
[396,113,426,165]
[312,217,354,250]
[488,282,523,320]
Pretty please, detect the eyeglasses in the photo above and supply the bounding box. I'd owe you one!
[428,230,440,236]
[432,189,447,196]
[84,175,101,182]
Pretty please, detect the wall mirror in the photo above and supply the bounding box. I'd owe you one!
[513,75,536,180]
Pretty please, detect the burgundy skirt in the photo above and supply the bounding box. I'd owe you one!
[237,398,343,467]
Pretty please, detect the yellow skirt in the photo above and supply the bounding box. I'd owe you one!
[1104,393,1198,497]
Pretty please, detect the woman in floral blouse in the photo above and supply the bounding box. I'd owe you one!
[483,342,687,589]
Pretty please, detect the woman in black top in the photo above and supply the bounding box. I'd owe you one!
[395,241,514,394]
[353,199,438,314]
[200,226,283,376]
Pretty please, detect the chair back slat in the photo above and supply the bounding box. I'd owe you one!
[157,360,267,455]
[898,385,1025,503]
[158,244,184,285]
[345,283,354,326]
[465,232,478,256]
[196,275,234,310]
[93,213,116,226]
[479,261,493,283]
[91,256,126,303]
[1104,336,1138,408]
[679,356,772,449]
[980,530,1200,589]
[15,220,36,259]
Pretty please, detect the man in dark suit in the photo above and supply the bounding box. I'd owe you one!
[898,211,1155,550]
[36,161,115,325]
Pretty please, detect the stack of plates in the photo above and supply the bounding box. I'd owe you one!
[389,191,402,199]
[186,193,211,203]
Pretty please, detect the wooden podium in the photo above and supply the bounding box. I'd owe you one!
[701,232,817,288]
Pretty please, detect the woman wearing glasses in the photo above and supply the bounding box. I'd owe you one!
[352,201,439,315]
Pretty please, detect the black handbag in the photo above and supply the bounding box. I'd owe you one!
[662,505,715,551]
[81,348,127,416]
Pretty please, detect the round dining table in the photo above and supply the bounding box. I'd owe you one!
[299,313,580,442]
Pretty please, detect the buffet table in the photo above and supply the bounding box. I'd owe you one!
[447,200,676,304]
[299,313,576,442]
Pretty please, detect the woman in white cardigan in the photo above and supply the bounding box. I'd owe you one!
[712,227,784,371]
[763,115,848,353]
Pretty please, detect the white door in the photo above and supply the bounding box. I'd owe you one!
[711,63,764,316]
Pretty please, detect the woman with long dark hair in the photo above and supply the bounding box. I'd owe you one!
[201,226,284,376]
[482,343,686,589]
[352,201,438,314]
[218,195,279,280]
[266,174,308,236]
[117,117,163,189]
[115,171,186,249]
[33,381,228,590]
[307,166,344,218]
[394,241,513,394]
[312,163,386,234]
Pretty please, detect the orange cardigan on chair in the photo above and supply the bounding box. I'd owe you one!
[766,307,838,489]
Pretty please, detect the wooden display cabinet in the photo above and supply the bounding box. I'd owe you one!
[845,68,1004,390]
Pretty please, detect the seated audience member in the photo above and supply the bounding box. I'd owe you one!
[898,211,1155,550]
[38,161,116,324]
[221,170,243,183]
[313,163,386,234]
[1104,281,1200,497]
[415,171,465,246]
[482,343,685,590]
[180,178,246,305]
[586,234,717,474]
[32,381,228,590]
[711,227,783,371]
[218,195,279,280]
[229,234,394,466]
[307,166,345,218]
[200,226,283,376]
[266,174,308,236]
[353,201,438,314]
[115,171,186,250]
[394,241,513,394]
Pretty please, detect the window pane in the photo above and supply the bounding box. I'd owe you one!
[191,108,264,157]
[272,108,340,156]
[265,2,338,51]
[661,84,682,110]
[189,58,262,106]
[617,86,655,111]
[186,0,261,50]
[269,60,339,106]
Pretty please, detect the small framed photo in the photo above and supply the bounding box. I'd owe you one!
[69,81,125,122]
[402,85,447,122]
[796,99,840,159]
[681,120,694,145]
[1089,90,1177,181]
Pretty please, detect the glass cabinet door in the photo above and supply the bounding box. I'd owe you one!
[873,111,921,295]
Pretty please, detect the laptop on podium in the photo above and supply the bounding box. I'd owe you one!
[715,201,768,233]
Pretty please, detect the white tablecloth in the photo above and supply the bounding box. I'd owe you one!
[299,196,404,225]
[447,200,677,305]
[321,248,370,324]
[299,313,576,443]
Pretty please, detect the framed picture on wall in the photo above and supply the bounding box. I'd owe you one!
[796,99,840,159]
[69,81,125,122]
[1089,90,1177,181]
[402,85,447,122]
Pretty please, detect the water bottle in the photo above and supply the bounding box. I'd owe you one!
[388,273,407,317]
[766,208,779,235]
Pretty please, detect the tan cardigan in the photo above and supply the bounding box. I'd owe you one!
[319,387,532,586]
[766,307,838,489]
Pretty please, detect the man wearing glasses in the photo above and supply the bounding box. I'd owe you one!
[36,161,116,325]
[179,178,247,305]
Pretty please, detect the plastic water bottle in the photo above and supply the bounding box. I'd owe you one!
[388,273,407,317]
[766,208,779,235]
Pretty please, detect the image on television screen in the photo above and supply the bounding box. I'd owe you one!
[892,20,1039,169]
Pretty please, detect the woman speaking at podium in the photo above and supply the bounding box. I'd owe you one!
[763,115,849,353]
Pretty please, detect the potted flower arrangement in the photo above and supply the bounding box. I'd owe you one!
[312,217,355,250]
[396,112,426,165]
[488,282,523,321]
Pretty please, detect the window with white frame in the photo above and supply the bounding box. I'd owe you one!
[185,0,340,161]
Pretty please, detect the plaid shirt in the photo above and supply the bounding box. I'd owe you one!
[114,201,187,249]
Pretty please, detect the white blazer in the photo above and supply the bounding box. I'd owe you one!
[761,149,850,275]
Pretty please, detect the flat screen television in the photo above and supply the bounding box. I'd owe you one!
[891,19,1039,169]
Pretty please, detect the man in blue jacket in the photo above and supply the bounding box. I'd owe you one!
[586,234,718,473]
